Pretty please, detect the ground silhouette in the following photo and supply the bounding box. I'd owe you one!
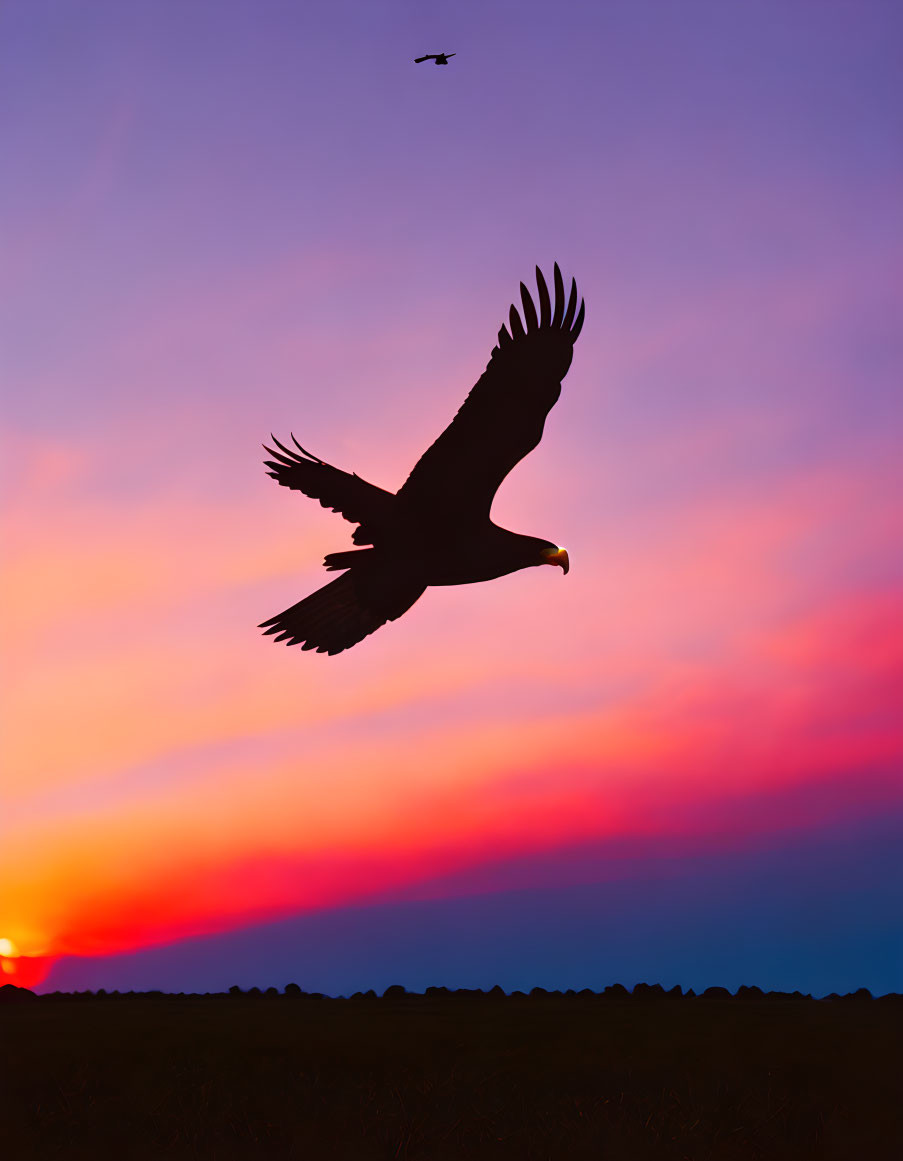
[3,983,899,1158]
[259,264,583,654]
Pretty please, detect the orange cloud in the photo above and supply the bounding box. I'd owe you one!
[3,575,899,985]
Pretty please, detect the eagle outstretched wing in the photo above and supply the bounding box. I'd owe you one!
[397,263,584,522]
[259,566,426,654]
[263,436,395,545]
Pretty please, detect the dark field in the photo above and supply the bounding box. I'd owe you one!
[3,986,901,1160]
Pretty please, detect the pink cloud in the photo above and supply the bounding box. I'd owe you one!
[3,568,898,984]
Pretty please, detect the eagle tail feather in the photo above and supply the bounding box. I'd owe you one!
[323,548,374,571]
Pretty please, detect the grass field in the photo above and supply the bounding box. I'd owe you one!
[3,986,900,1159]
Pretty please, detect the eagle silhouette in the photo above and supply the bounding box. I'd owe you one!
[414,52,455,65]
[260,264,585,654]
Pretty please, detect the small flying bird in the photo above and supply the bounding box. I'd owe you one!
[260,264,584,655]
[414,52,455,65]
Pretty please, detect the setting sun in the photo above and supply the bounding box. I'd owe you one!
[0,937,20,958]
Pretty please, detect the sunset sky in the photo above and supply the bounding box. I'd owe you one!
[2,0,901,996]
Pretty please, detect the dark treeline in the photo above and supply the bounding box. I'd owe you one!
[1,980,893,1002]
[4,979,900,1158]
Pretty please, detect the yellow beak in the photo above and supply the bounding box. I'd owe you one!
[540,546,569,574]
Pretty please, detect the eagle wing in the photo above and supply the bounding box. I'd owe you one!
[397,264,584,523]
[260,567,426,655]
[263,436,395,546]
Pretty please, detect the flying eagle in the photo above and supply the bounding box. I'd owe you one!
[414,52,455,65]
[260,264,584,655]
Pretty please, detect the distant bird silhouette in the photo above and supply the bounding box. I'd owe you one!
[414,52,455,65]
[260,265,584,654]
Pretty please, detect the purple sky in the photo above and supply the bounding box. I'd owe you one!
[2,1,901,995]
